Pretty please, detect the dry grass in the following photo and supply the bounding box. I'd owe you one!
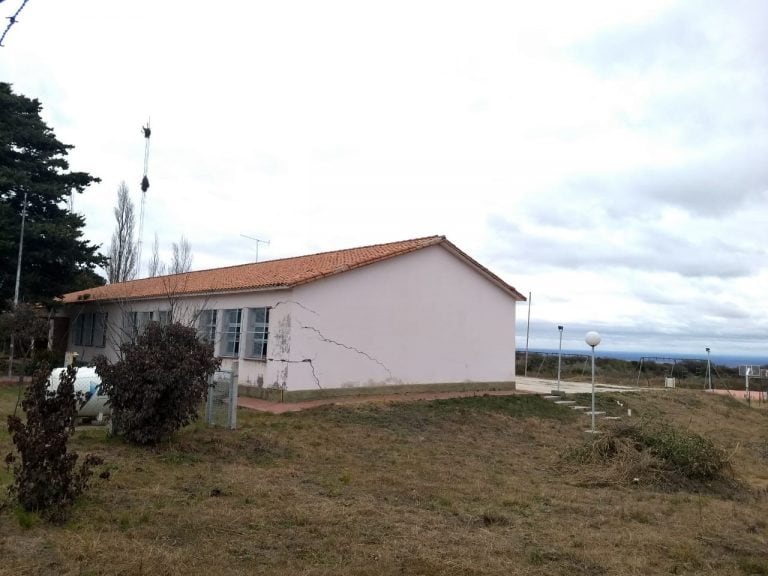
[239,380,518,402]
[0,386,767,575]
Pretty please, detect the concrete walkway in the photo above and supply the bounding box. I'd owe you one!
[514,376,640,395]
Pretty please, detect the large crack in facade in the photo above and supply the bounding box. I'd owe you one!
[298,323,394,380]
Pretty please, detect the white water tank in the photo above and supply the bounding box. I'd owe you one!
[48,367,111,420]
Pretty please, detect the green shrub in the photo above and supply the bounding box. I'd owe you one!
[633,423,730,481]
[564,420,732,488]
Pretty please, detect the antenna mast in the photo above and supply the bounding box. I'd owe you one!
[136,119,151,277]
[240,234,270,262]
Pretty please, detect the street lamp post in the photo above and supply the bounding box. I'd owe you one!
[585,331,601,433]
[705,347,712,391]
[556,325,563,392]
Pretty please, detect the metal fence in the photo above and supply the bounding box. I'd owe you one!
[205,368,238,429]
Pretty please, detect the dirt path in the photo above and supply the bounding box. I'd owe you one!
[237,388,527,414]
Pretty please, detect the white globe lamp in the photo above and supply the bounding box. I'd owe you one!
[585,331,601,433]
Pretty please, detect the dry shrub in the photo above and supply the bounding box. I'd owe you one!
[563,420,735,491]
[5,365,103,523]
[95,322,220,445]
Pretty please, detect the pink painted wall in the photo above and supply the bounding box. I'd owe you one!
[280,244,518,390]
[60,244,520,391]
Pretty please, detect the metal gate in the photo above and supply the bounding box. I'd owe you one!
[206,368,238,429]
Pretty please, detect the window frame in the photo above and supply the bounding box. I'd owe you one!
[73,314,85,346]
[221,308,242,357]
[73,312,107,347]
[92,312,108,348]
[244,307,270,360]
[197,309,218,347]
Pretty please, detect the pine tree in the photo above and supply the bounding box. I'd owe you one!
[0,83,105,310]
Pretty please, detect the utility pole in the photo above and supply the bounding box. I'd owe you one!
[556,325,563,392]
[7,192,28,377]
[524,291,531,377]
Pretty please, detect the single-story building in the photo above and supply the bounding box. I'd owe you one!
[57,235,525,391]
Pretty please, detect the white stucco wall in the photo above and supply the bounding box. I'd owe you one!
[60,244,519,391]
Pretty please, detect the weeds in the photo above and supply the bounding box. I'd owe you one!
[564,420,734,491]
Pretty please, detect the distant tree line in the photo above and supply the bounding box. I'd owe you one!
[518,352,756,390]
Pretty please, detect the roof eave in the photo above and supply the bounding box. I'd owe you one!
[60,284,292,306]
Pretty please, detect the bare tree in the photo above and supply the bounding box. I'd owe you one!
[170,235,193,275]
[147,232,165,278]
[105,182,137,283]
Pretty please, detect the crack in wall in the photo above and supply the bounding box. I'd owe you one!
[272,300,319,316]
[269,299,393,388]
[270,358,321,388]
[298,323,393,379]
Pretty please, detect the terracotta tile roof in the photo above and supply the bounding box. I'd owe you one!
[61,235,525,304]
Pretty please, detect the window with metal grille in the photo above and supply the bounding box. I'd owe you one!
[244,307,270,359]
[222,309,242,357]
[197,309,218,346]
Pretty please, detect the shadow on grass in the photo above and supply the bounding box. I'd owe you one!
[314,394,576,433]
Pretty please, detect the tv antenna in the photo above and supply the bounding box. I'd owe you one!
[136,119,151,277]
[240,234,270,262]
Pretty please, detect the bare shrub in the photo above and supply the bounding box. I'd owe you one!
[5,365,104,523]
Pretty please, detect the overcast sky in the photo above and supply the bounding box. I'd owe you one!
[2,0,767,358]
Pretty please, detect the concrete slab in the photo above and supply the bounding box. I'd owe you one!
[516,376,640,395]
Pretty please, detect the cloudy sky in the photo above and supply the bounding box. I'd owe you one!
[2,0,767,358]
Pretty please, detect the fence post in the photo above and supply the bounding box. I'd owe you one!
[206,373,214,425]
[228,370,237,430]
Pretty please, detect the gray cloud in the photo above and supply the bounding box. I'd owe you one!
[488,214,762,279]
[571,7,712,76]
[572,1,768,79]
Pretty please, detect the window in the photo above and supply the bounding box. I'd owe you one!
[222,309,242,357]
[155,310,171,326]
[73,312,107,347]
[197,309,217,345]
[73,315,84,345]
[92,313,108,347]
[131,311,152,337]
[82,313,94,346]
[245,307,270,359]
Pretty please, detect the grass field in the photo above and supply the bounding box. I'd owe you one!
[1,384,767,575]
